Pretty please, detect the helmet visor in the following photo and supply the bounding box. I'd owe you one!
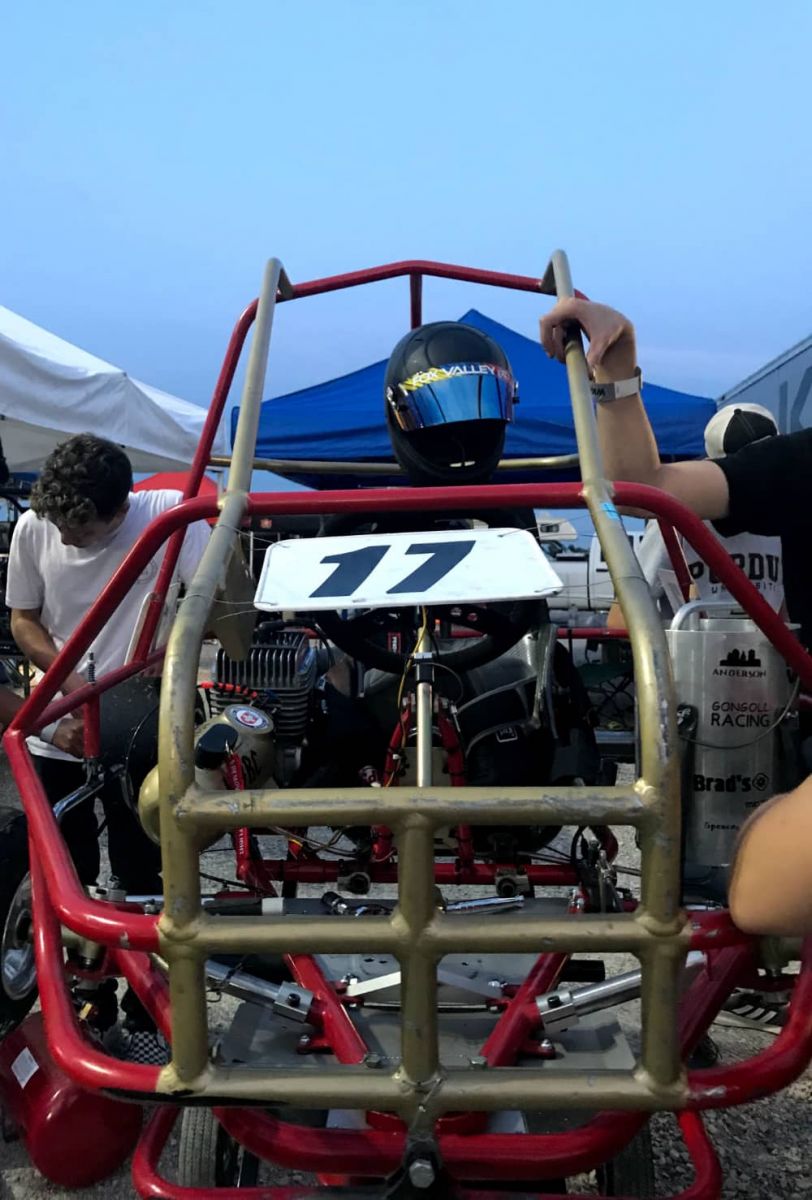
[389,362,516,433]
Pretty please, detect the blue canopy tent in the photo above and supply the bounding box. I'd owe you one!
[236,309,714,489]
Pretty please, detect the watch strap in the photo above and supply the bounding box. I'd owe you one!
[590,368,642,403]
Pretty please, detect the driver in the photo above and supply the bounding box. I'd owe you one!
[319,319,520,778]
[384,319,516,486]
[320,320,596,804]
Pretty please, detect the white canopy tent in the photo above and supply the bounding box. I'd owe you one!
[0,306,228,473]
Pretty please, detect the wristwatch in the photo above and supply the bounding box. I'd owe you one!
[590,368,642,403]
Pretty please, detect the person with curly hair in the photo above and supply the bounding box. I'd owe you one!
[6,433,211,892]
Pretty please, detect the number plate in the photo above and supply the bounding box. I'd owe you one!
[254,528,563,611]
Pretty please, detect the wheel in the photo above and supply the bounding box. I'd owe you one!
[177,1107,259,1187]
[596,1126,656,1197]
[0,812,37,1038]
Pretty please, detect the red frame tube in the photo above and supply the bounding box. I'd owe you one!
[8,737,159,948]
[30,856,161,1093]
[686,937,812,1107]
[133,1104,721,1200]
[287,955,368,1064]
[212,1103,711,1187]
[687,909,750,952]
[480,952,568,1066]
[557,626,632,640]
[132,300,259,660]
[283,259,547,303]
[22,650,165,733]
[8,483,812,729]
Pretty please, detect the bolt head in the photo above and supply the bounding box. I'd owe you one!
[363,1051,383,1068]
[468,1055,488,1069]
[408,1158,436,1189]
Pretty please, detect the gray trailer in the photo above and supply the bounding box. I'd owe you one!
[718,331,812,432]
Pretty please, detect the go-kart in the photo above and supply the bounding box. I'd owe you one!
[2,251,812,1199]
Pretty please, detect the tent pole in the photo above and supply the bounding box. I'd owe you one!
[410,273,423,328]
[208,453,581,477]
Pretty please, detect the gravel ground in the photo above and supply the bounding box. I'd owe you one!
[0,761,809,1199]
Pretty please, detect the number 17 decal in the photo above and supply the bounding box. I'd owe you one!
[309,539,475,600]
[310,546,389,599]
[385,540,475,594]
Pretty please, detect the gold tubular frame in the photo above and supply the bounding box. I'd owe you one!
[156,251,686,1119]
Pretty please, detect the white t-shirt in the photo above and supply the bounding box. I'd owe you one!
[6,490,211,760]
[637,519,784,614]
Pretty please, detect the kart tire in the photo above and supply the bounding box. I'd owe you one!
[597,1125,656,1197]
[0,812,37,1039]
[177,1107,259,1187]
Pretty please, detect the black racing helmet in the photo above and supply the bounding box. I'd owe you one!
[384,321,517,486]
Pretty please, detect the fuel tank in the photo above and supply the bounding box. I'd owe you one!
[0,1013,143,1186]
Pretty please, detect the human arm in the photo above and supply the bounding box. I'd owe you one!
[9,609,86,695]
[6,514,85,695]
[46,716,85,756]
[728,775,812,936]
[606,602,626,630]
[0,685,84,756]
[539,299,731,520]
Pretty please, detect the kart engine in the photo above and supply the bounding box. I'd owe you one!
[208,627,319,785]
[186,625,601,863]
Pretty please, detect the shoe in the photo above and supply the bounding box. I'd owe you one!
[105,1022,171,1065]
[716,989,789,1036]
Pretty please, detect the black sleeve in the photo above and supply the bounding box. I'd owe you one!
[713,429,812,538]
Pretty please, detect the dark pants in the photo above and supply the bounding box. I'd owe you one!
[35,755,162,894]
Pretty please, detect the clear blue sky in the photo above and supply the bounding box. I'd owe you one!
[3,0,811,426]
